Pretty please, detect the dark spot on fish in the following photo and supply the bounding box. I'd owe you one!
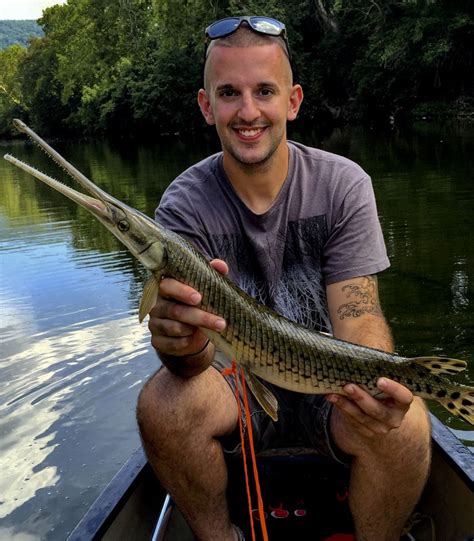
[447,369,459,374]
[406,378,413,385]
[454,362,465,367]
[414,383,422,392]
[460,408,469,416]
[448,402,455,409]
[425,385,432,394]
[450,392,461,400]
[432,363,441,369]
[462,399,472,406]
[433,376,442,383]
[437,390,447,398]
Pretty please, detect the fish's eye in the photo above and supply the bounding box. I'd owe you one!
[117,219,130,232]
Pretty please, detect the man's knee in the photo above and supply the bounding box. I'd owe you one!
[378,399,431,460]
[136,369,173,444]
[334,398,431,464]
[136,365,239,446]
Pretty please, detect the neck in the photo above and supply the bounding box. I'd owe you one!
[223,143,289,215]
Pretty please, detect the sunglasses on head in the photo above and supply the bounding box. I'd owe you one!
[204,16,291,60]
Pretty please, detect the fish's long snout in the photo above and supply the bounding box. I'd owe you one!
[4,120,166,267]
[4,118,130,222]
[3,153,110,220]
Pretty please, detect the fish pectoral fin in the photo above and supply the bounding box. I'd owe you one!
[412,356,467,375]
[243,368,279,422]
[138,275,159,323]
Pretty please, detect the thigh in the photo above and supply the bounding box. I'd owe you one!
[140,362,240,440]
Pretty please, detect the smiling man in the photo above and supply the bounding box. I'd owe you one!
[136,16,431,541]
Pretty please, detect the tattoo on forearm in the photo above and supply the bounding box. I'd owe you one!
[337,276,383,320]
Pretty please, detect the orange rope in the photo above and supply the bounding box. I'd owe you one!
[222,361,269,541]
[240,367,269,541]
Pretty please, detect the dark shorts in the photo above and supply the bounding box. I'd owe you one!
[212,352,351,467]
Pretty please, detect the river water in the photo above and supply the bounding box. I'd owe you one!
[0,124,473,539]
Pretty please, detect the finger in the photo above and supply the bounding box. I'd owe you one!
[328,394,390,436]
[159,277,202,305]
[149,316,195,338]
[343,383,410,430]
[210,258,229,275]
[149,297,225,332]
[149,297,179,319]
[342,384,393,423]
[167,303,225,332]
[151,334,197,356]
[377,378,414,407]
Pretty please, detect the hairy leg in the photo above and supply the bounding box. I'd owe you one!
[331,398,431,541]
[136,366,239,541]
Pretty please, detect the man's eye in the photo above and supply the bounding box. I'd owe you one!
[260,88,274,96]
[220,90,236,97]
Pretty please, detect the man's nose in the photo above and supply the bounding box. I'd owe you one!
[238,93,260,123]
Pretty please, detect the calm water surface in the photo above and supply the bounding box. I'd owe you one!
[0,125,473,539]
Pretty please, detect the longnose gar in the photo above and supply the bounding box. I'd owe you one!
[4,119,474,425]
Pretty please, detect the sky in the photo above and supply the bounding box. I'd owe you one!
[0,0,67,20]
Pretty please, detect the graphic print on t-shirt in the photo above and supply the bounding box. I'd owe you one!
[210,215,332,333]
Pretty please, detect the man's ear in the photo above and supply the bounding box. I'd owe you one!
[287,84,304,122]
[198,89,215,125]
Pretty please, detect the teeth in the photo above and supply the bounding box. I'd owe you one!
[238,128,262,137]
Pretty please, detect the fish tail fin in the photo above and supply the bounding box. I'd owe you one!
[438,387,474,426]
[412,356,467,375]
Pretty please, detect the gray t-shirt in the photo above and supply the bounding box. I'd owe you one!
[156,141,389,333]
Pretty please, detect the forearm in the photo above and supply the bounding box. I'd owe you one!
[327,275,394,353]
[334,313,394,353]
[159,341,215,378]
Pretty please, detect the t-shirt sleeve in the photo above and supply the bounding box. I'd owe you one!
[323,175,390,284]
[155,200,213,260]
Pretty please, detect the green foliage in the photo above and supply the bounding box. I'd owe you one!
[0,0,472,138]
[0,44,28,136]
[0,20,43,49]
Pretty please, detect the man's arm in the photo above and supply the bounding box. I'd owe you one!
[326,274,415,437]
[327,274,393,351]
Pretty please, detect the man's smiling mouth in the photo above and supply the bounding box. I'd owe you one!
[234,127,266,138]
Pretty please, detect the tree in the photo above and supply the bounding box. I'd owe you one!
[0,44,28,136]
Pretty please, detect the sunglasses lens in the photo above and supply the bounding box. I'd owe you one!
[206,18,240,39]
[249,17,285,36]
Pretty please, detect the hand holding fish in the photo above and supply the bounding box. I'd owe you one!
[328,378,415,439]
[148,259,228,376]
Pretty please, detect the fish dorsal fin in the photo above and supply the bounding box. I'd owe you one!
[243,367,279,422]
[412,356,467,375]
[138,275,159,323]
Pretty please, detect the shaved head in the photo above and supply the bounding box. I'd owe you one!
[204,25,293,91]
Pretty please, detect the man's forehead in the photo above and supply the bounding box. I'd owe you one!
[209,41,283,63]
[206,43,290,86]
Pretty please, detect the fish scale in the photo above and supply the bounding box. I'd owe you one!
[3,119,474,426]
[163,230,471,402]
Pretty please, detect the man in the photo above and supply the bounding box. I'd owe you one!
[137,16,431,541]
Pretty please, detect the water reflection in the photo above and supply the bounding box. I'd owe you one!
[0,125,473,538]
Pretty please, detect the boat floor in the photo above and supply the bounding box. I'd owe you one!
[227,454,353,541]
[161,454,437,541]
[68,416,473,541]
